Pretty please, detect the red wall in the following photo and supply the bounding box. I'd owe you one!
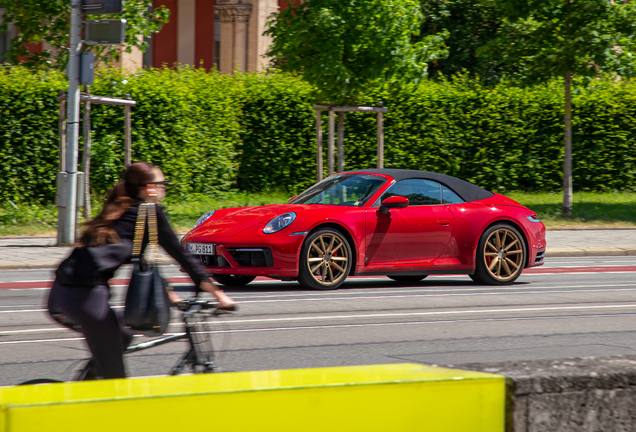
[153,0,178,67]
[195,0,215,70]
[278,0,300,11]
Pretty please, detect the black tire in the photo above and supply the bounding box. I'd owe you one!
[298,228,353,290]
[212,274,256,287]
[472,223,526,285]
[19,378,63,385]
[387,275,428,284]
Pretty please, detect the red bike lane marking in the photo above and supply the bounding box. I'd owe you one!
[2,266,636,289]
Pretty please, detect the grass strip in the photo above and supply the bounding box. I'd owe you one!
[1,191,635,237]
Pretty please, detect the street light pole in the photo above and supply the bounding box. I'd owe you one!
[60,0,82,245]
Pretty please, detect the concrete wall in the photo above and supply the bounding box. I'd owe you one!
[455,356,636,432]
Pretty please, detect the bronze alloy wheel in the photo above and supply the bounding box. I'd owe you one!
[306,232,349,286]
[298,228,353,290]
[482,227,524,282]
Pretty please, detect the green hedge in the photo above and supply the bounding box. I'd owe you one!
[1,66,636,206]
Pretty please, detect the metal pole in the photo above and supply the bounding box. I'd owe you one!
[316,110,323,181]
[124,93,132,167]
[328,109,335,176]
[377,103,384,169]
[337,112,345,172]
[81,85,92,219]
[60,0,82,245]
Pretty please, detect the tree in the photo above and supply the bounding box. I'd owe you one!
[0,0,169,70]
[478,0,636,216]
[265,0,448,105]
[419,0,505,82]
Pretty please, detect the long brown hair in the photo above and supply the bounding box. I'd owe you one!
[78,161,156,247]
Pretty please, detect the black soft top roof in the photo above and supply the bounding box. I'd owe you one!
[343,168,494,203]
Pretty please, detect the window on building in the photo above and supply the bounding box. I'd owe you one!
[213,13,220,69]
[0,30,9,63]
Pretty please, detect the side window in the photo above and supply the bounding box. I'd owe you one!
[379,179,442,206]
[441,185,465,204]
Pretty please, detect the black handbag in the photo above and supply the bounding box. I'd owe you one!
[124,202,172,336]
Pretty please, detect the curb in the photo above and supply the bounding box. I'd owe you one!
[1,248,635,270]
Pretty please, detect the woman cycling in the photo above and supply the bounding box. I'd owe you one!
[48,161,236,379]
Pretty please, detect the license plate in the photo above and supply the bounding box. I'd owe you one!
[188,243,216,255]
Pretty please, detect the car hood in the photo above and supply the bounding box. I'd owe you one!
[186,204,310,239]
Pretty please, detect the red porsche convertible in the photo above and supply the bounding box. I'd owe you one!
[182,169,546,290]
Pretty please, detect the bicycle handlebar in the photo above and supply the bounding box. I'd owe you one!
[174,298,238,313]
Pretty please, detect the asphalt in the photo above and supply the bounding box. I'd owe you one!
[0,229,635,269]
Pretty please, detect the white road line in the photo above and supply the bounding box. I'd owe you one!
[3,312,636,345]
[3,303,636,337]
[3,283,636,314]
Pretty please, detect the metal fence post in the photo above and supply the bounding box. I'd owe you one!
[316,110,323,181]
[124,93,132,167]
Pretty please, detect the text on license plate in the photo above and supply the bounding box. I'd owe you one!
[188,243,216,255]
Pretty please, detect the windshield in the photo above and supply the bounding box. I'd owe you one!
[290,174,387,207]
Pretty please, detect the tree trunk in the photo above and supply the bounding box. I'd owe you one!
[562,71,573,218]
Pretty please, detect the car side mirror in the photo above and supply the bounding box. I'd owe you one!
[379,196,409,214]
[288,196,297,203]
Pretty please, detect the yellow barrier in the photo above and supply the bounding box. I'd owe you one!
[0,363,504,432]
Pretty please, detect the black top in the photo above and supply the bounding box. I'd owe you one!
[55,202,210,289]
[343,169,494,203]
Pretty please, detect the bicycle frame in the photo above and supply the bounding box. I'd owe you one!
[74,308,218,381]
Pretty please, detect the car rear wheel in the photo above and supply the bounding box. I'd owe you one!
[212,274,256,287]
[298,228,352,290]
[472,224,526,285]
[387,275,428,284]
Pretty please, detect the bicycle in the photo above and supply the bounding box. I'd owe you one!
[21,298,237,384]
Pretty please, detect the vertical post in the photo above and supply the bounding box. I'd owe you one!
[377,103,384,169]
[59,0,82,245]
[562,71,573,217]
[124,94,132,167]
[337,112,345,172]
[57,90,66,172]
[316,110,323,181]
[328,109,335,176]
[81,85,92,219]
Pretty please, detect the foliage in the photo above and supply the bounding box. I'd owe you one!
[0,66,240,203]
[478,0,636,82]
[88,67,241,200]
[419,0,505,82]
[3,67,636,207]
[0,0,169,70]
[265,0,448,104]
[0,67,66,203]
[233,72,318,193]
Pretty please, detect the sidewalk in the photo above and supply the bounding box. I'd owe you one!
[1,229,635,270]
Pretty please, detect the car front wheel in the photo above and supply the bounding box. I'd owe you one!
[298,228,352,290]
[472,224,526,285]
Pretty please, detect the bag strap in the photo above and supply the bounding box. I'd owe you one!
[131,203,160,263]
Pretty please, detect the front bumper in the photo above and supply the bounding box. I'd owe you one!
[185,234,305,278]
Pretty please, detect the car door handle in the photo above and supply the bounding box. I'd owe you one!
[436,219,451,225]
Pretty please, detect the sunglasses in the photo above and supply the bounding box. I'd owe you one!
[150,179,170,185]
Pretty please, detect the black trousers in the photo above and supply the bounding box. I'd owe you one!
[47,281,134,379]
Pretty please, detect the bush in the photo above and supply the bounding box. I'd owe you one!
[0,68,65,203]
[2,66,636,207]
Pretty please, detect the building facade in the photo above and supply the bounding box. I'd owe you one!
[1,0,299,72]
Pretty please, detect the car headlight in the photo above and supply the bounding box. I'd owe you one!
[263,212,296,234]
[193,210,216,229]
